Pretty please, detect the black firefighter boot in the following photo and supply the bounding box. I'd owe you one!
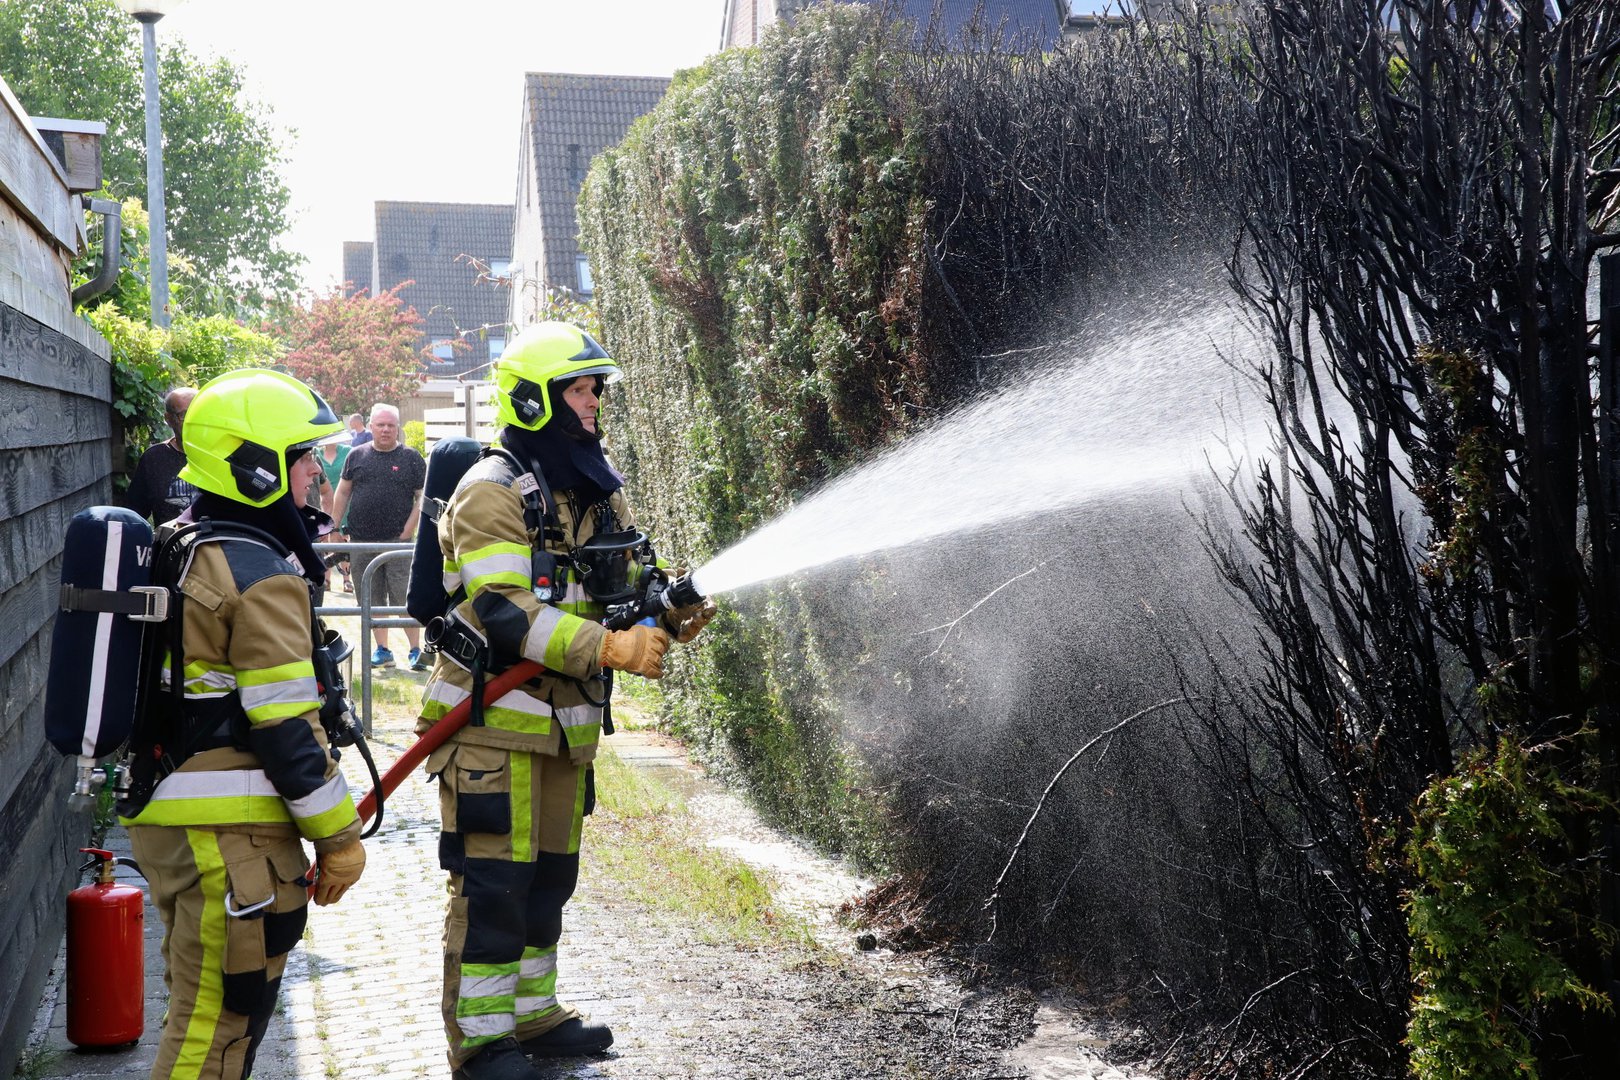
[520,1017,614,1059]
[452,1037,544,1080]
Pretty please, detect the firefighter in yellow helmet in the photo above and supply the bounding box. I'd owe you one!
[119,368,366,1080]
[419,322,713,1079]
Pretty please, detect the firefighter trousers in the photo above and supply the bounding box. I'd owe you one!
[129,825,310,1080]
[431,741,591,1068]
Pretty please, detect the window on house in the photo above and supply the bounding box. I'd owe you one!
[486,335,506,361]
[488,258,511,280]
[576,255,594,296]
[567,143,587,189]
[430,339,455,361]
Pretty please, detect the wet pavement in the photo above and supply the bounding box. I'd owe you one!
[22,667,1158,1080]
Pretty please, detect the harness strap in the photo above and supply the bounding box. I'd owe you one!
[60,583,170,621]
[483,444,557,538]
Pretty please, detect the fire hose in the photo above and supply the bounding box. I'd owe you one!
[355,659,543,827]
[351,572,703,829]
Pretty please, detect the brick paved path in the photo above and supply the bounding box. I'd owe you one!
[23,673,1158,1080]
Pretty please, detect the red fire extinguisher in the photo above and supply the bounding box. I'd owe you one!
[66,847,144,1048]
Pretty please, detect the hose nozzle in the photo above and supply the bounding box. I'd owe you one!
[662,573,705,611]
[602,572,709,631]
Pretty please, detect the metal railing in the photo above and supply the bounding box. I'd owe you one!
[312,540,418,736]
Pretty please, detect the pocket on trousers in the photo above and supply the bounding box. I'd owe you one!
[222,857,270,963]
[264,837,311,959]
[425,741,456,780]
[451,744,512,836]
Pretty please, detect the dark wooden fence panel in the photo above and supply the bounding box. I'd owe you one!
[0,301,112,1076]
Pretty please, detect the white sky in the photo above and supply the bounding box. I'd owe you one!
[164,0,724,293]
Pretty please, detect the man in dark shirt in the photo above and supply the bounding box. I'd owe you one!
[348,413,373,447]
[122,387,198,523]
[331,404,426,669]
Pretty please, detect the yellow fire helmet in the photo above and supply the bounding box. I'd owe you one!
[493,321,620,431]
[179,368,344,507]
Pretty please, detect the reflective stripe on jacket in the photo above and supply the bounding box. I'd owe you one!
[416,451,628,763]
[119,535,360,850]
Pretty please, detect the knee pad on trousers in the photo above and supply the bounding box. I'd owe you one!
[525,852,579,948]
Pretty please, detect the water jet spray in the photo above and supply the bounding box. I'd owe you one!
[683,292,1263,603]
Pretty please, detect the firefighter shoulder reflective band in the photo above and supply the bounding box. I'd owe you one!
[46,507,165,760]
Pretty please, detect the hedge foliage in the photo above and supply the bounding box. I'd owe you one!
[584,7,1620,1076]
[579,4,1218,872]
[580,7,939,862]
[1406,740,1613,1080]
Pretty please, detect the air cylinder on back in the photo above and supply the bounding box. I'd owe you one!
[407,436,487,626]
[45,507,158,776]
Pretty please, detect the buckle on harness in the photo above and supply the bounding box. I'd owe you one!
[128,586,169,622]
[59,583,170,622]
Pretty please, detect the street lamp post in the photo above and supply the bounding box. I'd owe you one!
[118,0,173,328]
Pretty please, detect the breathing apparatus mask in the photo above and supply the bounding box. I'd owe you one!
[573,529,649,605]
[565,513,707,632]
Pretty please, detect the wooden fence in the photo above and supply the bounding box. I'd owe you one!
[0,83,112,1077]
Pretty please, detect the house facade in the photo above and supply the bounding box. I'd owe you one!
[509,72,671,329]
[343,201,513,377]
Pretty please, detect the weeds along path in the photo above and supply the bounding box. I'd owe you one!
[248,660,1155,1079]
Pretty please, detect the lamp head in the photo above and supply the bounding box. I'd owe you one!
[117,0,177,23]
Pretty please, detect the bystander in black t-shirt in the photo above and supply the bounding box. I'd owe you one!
[123,440,196,523]
[340,442,425,541]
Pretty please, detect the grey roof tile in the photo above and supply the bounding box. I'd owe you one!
[342,241,374,297]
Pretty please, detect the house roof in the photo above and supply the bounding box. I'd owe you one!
[861,0,1067,48]
[372,201,513,373]
[723,1,1076,52]
[524,72,672,290]
[341,240,373,297]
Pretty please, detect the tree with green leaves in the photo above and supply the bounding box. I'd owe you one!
[0,0,298,305]
[75,198,283,469]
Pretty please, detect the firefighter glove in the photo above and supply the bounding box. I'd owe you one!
[600,624,671,679]
[662,600,718,644]
[314,839,366,906]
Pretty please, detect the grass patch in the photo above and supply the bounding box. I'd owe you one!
[366,673,426,712]
[610,672,664,726]
[91,779,117,841]
[593,740,684,819]
[589,746,815,951]
[12,1044,61,1080]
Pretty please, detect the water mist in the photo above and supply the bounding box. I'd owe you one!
[690,287,1264,601]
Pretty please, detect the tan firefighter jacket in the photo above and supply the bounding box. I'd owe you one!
[119,533,361,852]
[416,451,637,764]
